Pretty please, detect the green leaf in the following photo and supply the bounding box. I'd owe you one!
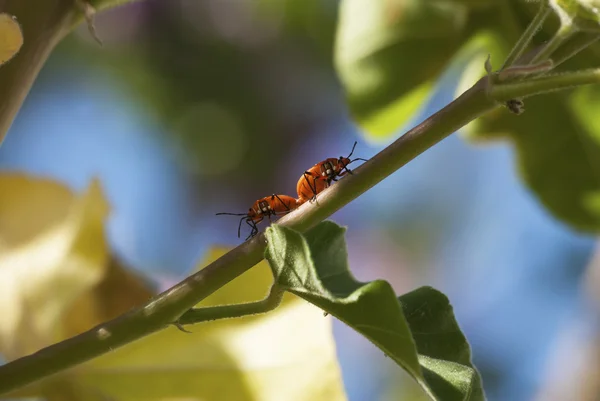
[265,222,484,401]
[551,0,600,31]
[89,0,142,11]
[334,0,469,141]
[467,85,600,232]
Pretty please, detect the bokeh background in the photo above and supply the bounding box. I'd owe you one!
[1,1,598,400]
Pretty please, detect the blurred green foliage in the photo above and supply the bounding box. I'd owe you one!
[59,0,341,201]
[8,0,600,233]
[4,1,600,399]
[64,0,600,232]
[334,0,469,139]
[334,0,600,232]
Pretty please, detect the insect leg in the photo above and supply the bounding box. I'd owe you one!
[272,194,291,211]
[245,218,260,240]
[303,172,320,204]
[237,216,248,238]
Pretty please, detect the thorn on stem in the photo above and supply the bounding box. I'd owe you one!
[76,0,103,46]
[173,322,193,334]
[484,54,493,76]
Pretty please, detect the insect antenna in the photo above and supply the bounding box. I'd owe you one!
[216,212,250,238]
[341,141,369,172]
[346,141,358,159]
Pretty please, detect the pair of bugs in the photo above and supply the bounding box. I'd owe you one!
[218,142,367,240]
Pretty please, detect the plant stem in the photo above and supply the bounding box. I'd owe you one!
[0,0,139,147]
[0,1,74,145]
[502,1,551,69]
[530,23,578,65]
[176,285,284,326]
[0,75,494,395]
[490,68,600,100]
[2,57,600,394]
[551,32,600,68]
[498,60,554,81]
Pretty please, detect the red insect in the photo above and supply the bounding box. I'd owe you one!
[217,194,299,239]
[297,141,367,204]
[297,170,328,205]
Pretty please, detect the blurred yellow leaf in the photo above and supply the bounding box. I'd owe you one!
[63,255,156,339]
[0,13,23,66]
[0,174,110,359]
[0,190,345,401]
[73,248,348,401]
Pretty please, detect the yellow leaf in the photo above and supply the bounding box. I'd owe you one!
[196,246,278,306]
[0,174,110,359]
[0,13,23,66]
[75,248,348,401]
[62,255,156,339]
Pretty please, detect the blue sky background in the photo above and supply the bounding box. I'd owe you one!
[1,3,597,399]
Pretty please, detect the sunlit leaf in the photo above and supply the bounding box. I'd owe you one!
[452,8,600,231]
[89,0,143,12]
[62,255,156,339]
[265,222,484,401]
[74,248,347,401]
[468,85,600,232]
[0,175,110,360]
[551,0,600,31]
[0,13,22,66]
[334,0,468,141]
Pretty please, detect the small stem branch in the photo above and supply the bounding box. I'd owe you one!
[176,285,284,326]
[490,68,600,100]
[0,1,75,145]
[530,23,578,65]
[502,1,551,69]
[0,0,139,147]
[498,60,554,81]
[551,32,600,68]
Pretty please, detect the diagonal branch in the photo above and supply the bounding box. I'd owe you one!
[2,58,600,395]
[0,75,497,394]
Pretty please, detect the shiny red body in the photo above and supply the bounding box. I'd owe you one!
[296,142,366,203]
[247,194,299,223]
[311,157,352,182]
[296,170,329,205]
[217,194,299,240]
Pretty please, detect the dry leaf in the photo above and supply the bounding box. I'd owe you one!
[0,13,23,66]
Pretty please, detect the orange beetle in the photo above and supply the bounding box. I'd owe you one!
[297,170,328,204]
[217,194,299,239]
[313,141,368,183]
[297,142,367,203]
